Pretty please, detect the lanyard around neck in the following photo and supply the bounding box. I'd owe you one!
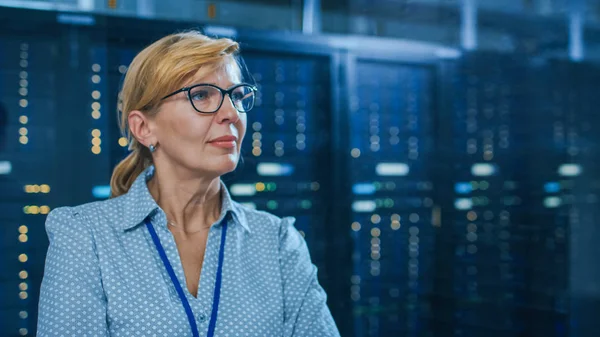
[145,217,228,337]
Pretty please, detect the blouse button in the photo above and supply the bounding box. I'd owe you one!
[198,312,208,323]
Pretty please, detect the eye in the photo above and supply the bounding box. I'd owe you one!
[191,90,209,101]
[231,92,244,101]
[231,86,252,101]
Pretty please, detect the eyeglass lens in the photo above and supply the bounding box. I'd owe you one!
[189,85,255,113]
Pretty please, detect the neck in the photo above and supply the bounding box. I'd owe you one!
[147,165,222,234]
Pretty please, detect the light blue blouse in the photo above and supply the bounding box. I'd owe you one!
[37,166,340,336]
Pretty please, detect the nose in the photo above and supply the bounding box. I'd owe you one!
[215,94,240,124]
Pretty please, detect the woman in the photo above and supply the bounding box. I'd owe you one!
[37,31,340,337]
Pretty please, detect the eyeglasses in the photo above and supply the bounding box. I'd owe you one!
[162,83,258,114]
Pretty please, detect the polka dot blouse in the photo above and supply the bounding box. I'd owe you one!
[37,166,340,337]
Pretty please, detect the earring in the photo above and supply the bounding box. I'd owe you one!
[149,144,156,153]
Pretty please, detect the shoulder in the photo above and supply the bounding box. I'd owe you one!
[231,201,298,241]
[46,197,126,234]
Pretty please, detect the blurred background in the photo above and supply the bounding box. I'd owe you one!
[1,0,600,336]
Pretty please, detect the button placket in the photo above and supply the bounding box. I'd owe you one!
[193,227,219,327]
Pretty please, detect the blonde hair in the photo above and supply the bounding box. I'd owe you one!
[110,31,241,197]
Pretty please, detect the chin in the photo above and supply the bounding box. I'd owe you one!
[202,155,239,176]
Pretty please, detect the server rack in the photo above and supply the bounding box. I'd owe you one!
[0,8,67,336]
[343,51,439,337]
[435,53,535,337]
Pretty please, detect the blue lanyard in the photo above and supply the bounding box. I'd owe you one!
[145,217,228,337]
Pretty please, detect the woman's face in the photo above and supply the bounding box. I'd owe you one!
[151,65,247,178]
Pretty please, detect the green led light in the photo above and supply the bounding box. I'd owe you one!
[300,200,312,209]
[267,200,278,210]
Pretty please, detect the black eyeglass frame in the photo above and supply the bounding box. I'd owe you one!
[161,83,258,114]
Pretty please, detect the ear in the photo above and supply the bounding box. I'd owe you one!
[128,110,157,147]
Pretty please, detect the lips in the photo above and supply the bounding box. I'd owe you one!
[208,135,238,149]
[208,135,237,143]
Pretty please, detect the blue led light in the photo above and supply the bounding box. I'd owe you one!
[92,185,111,199]
[352,183,376,195]
[455,182,472,194]
[544,182,560,194]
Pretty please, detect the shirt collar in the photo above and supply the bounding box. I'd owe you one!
[120,165,250,233]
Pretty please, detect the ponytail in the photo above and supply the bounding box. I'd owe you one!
[109,148,151,198]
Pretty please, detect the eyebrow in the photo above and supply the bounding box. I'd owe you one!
[186,82,240,88]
